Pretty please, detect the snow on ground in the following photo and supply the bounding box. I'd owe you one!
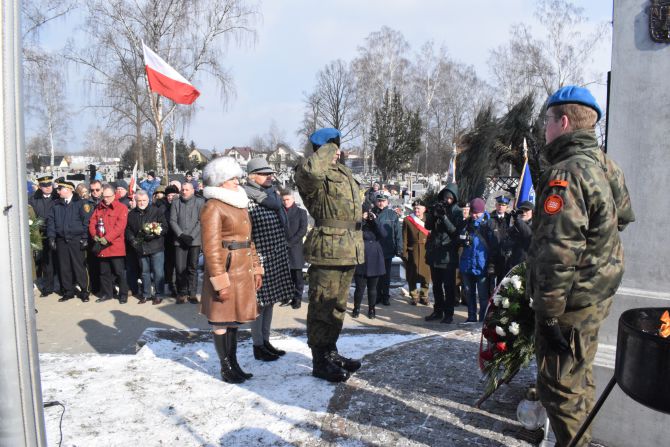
[40,332,422,446]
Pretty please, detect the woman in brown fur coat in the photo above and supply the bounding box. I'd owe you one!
[200,157,263,383]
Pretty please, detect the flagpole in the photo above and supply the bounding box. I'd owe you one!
[452,144,458,183]
[515,138,529,205]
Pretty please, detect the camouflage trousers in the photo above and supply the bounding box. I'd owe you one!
[535,298,613,447]
[306,265,355,349]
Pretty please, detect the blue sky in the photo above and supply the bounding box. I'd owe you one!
[28,0,613,153]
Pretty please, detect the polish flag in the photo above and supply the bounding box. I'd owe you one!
[142,42,200,105]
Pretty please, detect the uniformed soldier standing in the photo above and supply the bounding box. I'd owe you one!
[47,181,91,302]
[486,195,512,283]
[527,86,635,446]
[29,174,59,296]
[294,127,365,383]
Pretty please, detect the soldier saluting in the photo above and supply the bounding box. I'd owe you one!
[527,86,634,446]
[294,128,365,383]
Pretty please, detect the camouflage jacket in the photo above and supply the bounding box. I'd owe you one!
[527,129,634,319]
[294,143,364,266]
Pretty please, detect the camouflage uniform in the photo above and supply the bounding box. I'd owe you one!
[527,129,635,446]
[294,143,364,349]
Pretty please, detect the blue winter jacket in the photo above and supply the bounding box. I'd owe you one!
[459,213,490,276]
[372,206,402,259]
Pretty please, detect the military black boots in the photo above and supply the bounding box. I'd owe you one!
[326,346,362,373]
[311,347,350,383]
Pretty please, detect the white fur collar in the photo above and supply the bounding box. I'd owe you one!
[203,186,249,209]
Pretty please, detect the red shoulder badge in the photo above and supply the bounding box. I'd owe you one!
[544,194,563,214]
[549,179,568,188]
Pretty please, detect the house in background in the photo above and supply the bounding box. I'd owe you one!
[223,146,256,167]
[266,144,302,172]
[188,148,220,165]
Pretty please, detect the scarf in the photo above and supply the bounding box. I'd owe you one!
[202,186,249,209]
[243,180,287,228]
[406,214,430,236]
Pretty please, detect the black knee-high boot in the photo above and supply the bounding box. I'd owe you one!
[228,328,252,379]
[213,333,245,383]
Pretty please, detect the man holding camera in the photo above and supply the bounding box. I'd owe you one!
[424,183,462,323]
[47,181,91,302]
[502,200,533,273]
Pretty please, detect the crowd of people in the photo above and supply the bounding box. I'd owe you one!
[28,84,635,447]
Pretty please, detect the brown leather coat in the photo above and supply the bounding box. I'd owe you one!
[200,198,262,325]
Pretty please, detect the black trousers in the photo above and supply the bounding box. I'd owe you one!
[175,245,200,296]
[376,257,393,303]
[164,240,176,290]
[125,242,140,294]
[99,256,128,298]
[56,238,89,297]
[37,237,57,293]
[430,265,457,318]
[290,268,304,302]
[354,274,379,308]
[86,244,100,294]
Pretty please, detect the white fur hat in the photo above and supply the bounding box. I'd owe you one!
[202,156,244,186]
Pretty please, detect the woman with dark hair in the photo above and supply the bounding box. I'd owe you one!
[352,205,387,319]
[200,157,263,383]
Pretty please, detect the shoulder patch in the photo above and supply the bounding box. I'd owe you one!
[544,194,563,215]
[83,204,91,213]
[549,179,569,188]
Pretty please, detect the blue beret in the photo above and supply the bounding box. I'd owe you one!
[495,195,510,204]
[309,128,341,147]
[547,86,602,122]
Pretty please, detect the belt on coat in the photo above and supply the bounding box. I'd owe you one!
[221,240,252,250]
[315,219,362,231]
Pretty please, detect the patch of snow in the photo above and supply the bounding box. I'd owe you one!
[41,332,422,446]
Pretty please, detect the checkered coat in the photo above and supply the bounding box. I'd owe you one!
[247,201,294,307]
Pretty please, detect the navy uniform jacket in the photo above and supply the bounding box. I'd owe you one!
[372,206,402,259]
[29,189,58,229]
[285,204,308,269]
[47,196,90,241]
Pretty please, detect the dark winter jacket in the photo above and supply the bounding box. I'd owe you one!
[169,194,205,246]
[125,205,168,256]
[47,195,90,241]
[487,212,512,260]
[285,204,308,269]
[29,189,58,230]
[425,183,463,267]
[355,218,387,277]
[372,206,402,259]
[502,217,532,271]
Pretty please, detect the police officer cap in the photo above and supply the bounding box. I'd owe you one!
[56,181,75,190]
[309,128,341,148]
[37,174,53,185]
[375,193,388,201]
[547,85,603,122]
[495,195,510,204]
[246,158,275,175]
[517,201,534,211]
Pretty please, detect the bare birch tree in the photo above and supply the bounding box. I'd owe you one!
[489,0,608,110]
[69,0,259,173]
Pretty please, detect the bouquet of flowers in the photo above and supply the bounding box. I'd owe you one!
[29,217,44,251]
[143,222,162,236]
[479,262,535,397]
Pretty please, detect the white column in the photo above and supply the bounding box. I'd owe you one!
[0,1,48,445]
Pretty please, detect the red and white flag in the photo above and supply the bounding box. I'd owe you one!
[142,42,200,105]
[128,161,138,199]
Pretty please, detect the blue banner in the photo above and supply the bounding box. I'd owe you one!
[516,159,535,204]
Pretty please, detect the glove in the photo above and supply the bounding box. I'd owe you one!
[99,237,108,245]
[49,238,57,251]
[79,239,88,250]
[143,233,157,241]
[538,319,571,353]
[179,233,194,246]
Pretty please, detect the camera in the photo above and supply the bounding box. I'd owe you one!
[432,202,447,217]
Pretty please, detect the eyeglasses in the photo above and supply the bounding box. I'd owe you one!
[91,188,101,192]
